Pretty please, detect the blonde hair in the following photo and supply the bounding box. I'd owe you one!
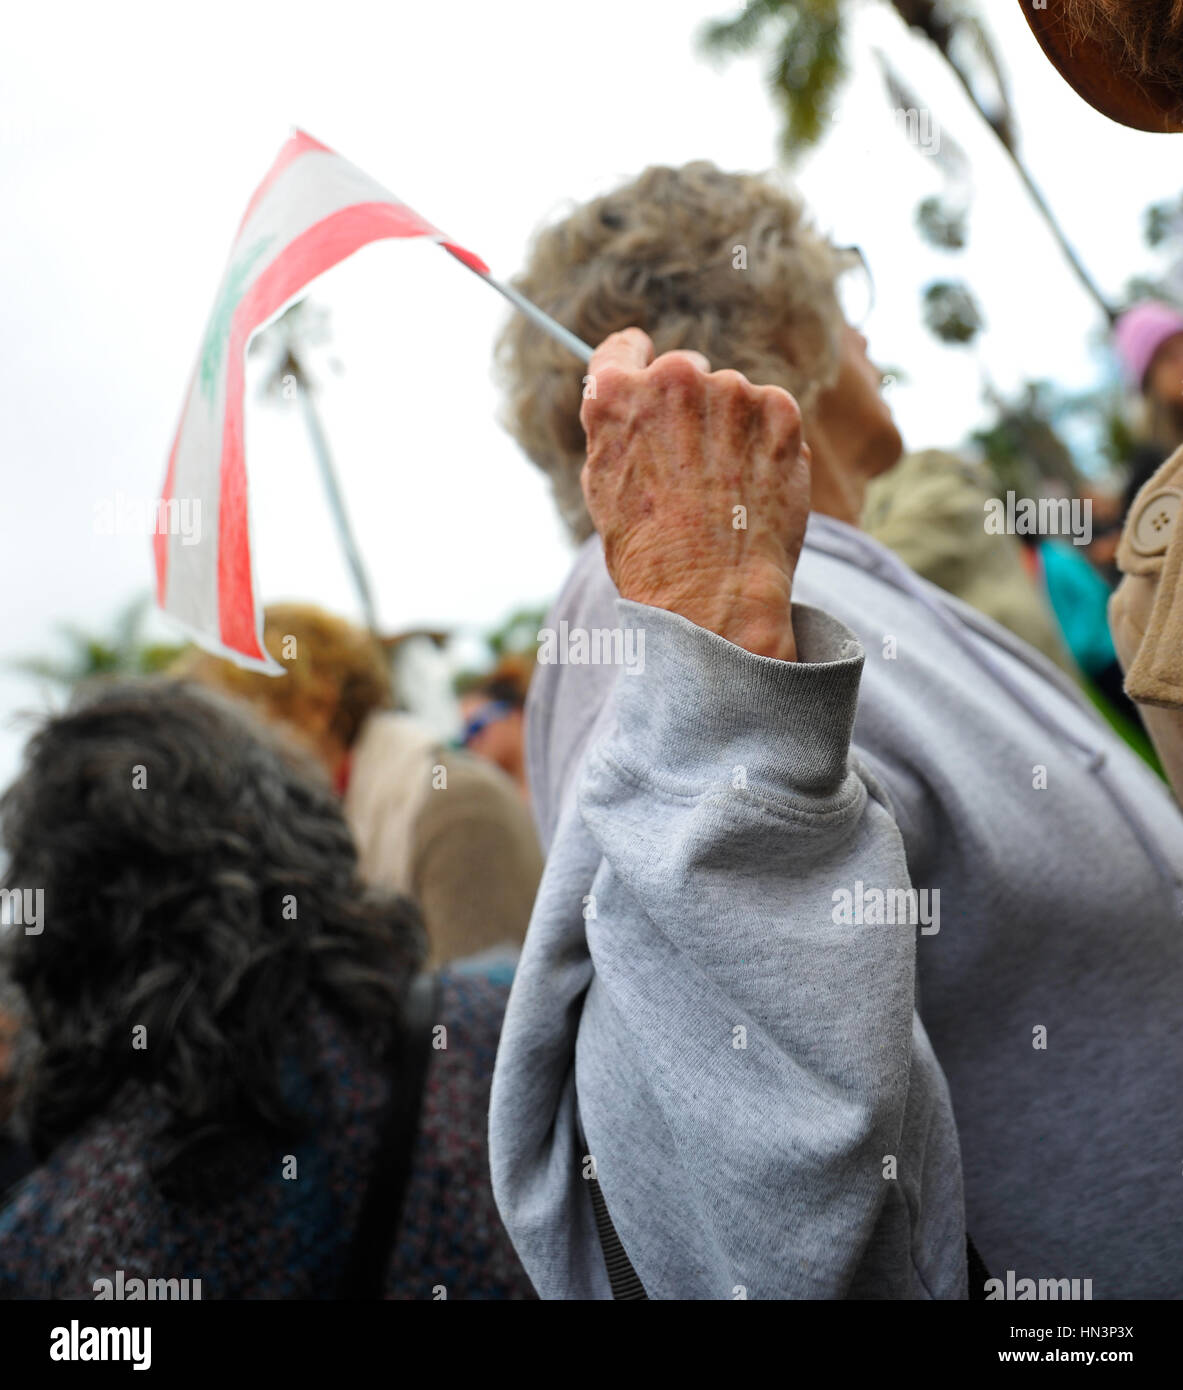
[173,603,392,749]
[496,161,853,542]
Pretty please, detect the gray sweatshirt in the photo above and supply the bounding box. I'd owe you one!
[489,512,1183,1299]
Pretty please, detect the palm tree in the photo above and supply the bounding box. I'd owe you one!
[700,0,1115,321]
[250,301,382,636]
[16,595,183,688]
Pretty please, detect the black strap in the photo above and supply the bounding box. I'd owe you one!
[337,971,440,1298]
[588,1173,649,1299]
[580,1098,987,1301]
[578,1109,648,1298]
[967,1233,991,1299]
[588,1166,990,1301]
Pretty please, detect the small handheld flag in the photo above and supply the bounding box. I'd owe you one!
[155,130,592,673]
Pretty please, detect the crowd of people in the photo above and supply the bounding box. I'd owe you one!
[3,0,1183,1302]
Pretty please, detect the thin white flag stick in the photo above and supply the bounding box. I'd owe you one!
[443,245,594,364]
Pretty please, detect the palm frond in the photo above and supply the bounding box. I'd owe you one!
[699,0,779,58]
[700,1,847,157]
[769,9,848,155]
[875,48,969,180]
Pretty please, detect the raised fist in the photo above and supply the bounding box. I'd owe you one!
[580,327,811,663]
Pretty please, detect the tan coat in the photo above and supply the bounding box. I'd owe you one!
[344,711,543,966]
[1110,444,1183,803]
[862,449,1073,672]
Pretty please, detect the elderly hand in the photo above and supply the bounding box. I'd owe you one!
[579,328,810,662]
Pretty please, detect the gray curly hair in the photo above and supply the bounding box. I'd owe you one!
[496,161,854,542]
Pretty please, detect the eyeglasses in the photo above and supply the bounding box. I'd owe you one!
[835,245,875,330]
[460,700,514,746]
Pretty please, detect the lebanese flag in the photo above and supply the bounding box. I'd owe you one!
[154,129,487,672]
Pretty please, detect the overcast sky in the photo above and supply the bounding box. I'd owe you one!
[0,0,1172,790]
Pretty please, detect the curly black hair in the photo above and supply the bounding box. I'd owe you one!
[0,678,426,1176]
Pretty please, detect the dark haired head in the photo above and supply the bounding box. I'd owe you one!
[0,678,425,1172]
[474,677,527,710]
[455,653,534,710]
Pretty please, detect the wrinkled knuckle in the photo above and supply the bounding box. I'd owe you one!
[652,353,704,392]
[619,326,650,350]
[588,364,629,406]
[760,384,802,431]
[711,368,754,397]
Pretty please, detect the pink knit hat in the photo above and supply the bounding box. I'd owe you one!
[1114,302,1183,391]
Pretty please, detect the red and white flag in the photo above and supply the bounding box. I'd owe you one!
[154,130,487,672]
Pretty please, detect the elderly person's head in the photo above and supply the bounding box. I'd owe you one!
[498,162,902,541]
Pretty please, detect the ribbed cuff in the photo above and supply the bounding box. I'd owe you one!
[603,598,865,800]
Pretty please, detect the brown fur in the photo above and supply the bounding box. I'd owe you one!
[1061,0,1183,93]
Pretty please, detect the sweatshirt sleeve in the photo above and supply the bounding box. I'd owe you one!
[567,597,964,1299]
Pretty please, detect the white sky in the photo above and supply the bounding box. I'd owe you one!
[0,0,1174,790]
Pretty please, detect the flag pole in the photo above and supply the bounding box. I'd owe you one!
[284,349,382,638]
[443,245,594,364]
